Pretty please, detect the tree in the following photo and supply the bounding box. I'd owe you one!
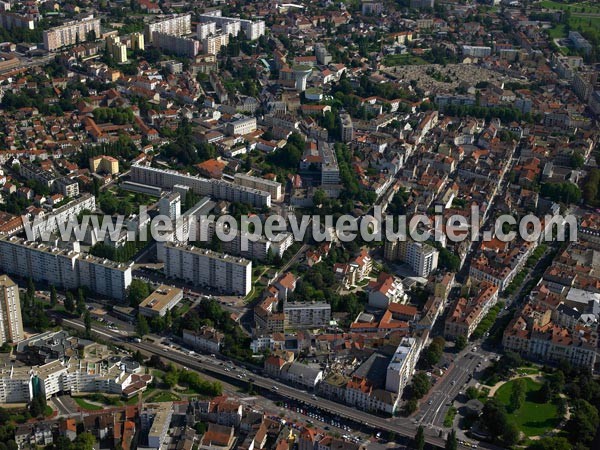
[422,336,445,368]
[509,379,526,412]
[414,426,425,450]
[50,286,57,308]
[466,386,479,400]
[445,429,457,450]
[566,399,599,446]
[84,311,92,338]
[136,314,150,337]
[455,335,467,351]
[411,372,431,399]
[76,288,86,316]
[501,421,520,446]
[313,189,327,208]
[527,437,572,450]
[481,398,510,439]
[73,432,96,450]
[128,279,151,307]
[403,398,418,416]
[64,292,75,314]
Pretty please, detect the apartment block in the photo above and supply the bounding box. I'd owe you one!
[225,117,257,136]
[163,243,252,296]
[0,275,23,345]
[152,31,199,58]
[90,155,119,175]
[444,282,499,339]
[159,192,181,221]
[385,337,419,395]
[340,112,354,142]
[234,173,282,201]
[106,36,128,63]
[410,0,434,8]
[43,16,100,51]
[145,13,192,43]
[0,237,132,300]
[130,32,145,51]
[283,301,331,329]
[197,22,217,40]
[130,163,271,207]
[25,194,96,241]
[384,239,439,277]
[0,11,35,30]
[198,11,265,40]
[202,32,229,55]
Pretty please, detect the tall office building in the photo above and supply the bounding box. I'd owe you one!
[43,16,101,51]
[0,275,24,345]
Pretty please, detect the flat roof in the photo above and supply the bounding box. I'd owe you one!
[139,285,183,311]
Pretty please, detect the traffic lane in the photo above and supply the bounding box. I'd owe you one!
[61,319,497,450]
[132,342,496,450]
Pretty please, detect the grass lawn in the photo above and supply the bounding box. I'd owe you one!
[517,367,541,376]
[540,1,600,14]
[148,391,181,402]
[495,378,561,437]
[74,398,104,411]
[383,54,428,67]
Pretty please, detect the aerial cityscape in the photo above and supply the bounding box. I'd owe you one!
[0,0,599,449]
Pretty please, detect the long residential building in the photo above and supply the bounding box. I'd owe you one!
[152,31,199,57]
[283,301,331,329]
[444,282,499,339]
[0,275,24,345]
[43,15,101,51]
[234,173,282,201]
[24,193,96,241]
[0,357,150,403]
[163,242,252,296]
[130,163,271,207]
[503,299,597,370]
[144,13,192,43]
[198,11,265,40]
[0,236,132,300]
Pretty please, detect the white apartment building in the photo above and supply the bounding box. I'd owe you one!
[130,164,271,207]
[164,243,252,296]
[234,173,282,201]
[0,237,132,300]
[25,193,96,241]
[0,275,23,345]
[0,366,32,403]
[159,192,181,221]
[283,301,331,329]
[462,45,492,58]
[385,337,419,395]
[43,16,100,51]
[340,113,354,143]
[406,242,439,277]
[225,117,257,136]
[142,403,173,450]
[152,31,200,58]
[145,13,192,43]
[202,32,229,55]
[197,22,217,40]
[198,11,265,40]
